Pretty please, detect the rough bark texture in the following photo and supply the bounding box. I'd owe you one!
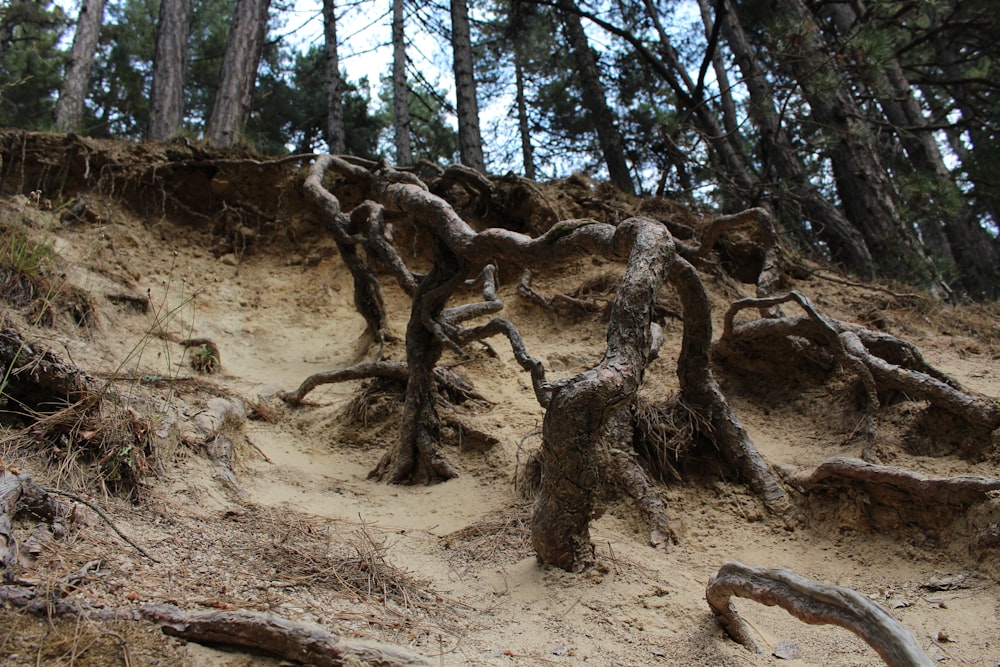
[145,603,434,666]
[796,457,1000,509]
[746,0,935,286]
[391,0,413,166]
[148,0,192,141]
[302,157,792,570]
[718,292,1000,443]
[533,218,673,570]
[707,561,934,667]
[450,0,485,172]
[205,0,271,147]
[54,0,107,132]
[558,0,635,195]
[714,0,876,277]
[322,0,345,154]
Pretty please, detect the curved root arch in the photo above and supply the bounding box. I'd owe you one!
[707,561,934,667]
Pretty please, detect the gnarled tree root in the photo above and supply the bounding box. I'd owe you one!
[706,561,934,667]
[793,456,1000,509]
[140,603,430,667]
[718,291,1000,460]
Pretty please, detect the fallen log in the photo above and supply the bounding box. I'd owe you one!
[140,603,430,667]
[706,561,933,667]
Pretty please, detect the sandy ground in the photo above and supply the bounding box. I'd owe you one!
[2,177,1000,667]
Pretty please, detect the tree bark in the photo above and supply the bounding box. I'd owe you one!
[391,0,413,165]
[450,0,485,172]
[205,0,271,148]
[54,0,106,132]
[149,0,192,140]
[714,0,876,276]
[707,561,934,666]
[821,1,1000,299]
[322,0,345,154]
[557,0,635,195]
[745,0,936,287]
[513,48,536,180]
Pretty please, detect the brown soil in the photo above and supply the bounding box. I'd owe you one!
[2,131,999,666]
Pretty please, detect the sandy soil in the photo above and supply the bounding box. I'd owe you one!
[2,147,1000,667]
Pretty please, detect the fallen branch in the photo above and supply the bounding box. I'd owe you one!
[140,603,430,667]
[706,561,934,667]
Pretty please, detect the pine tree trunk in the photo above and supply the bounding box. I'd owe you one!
[514,50,535,180]
[557,0,635,195]
[322,0,345,154]
[148,0,191,141]
[640,0,756,206]
[450,0,485,172]
[205,0,270,148]
[748,0,936,286]
[391,0,413,166]
[822,1,1000,298]
[54,0,106,132]
[715,0,876,277]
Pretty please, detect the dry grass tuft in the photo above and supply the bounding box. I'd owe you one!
[1,389,157,500]
[632,394,702,483]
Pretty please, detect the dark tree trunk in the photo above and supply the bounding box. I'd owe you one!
[369,236,463,484]
[391,0,413,165]
[557,0,635,195]
[450,0,485,172]
[747,0,936,287]
[205,0,271,148]
[532,218,672,571]
[714,0,875,276]
[322,0,345,154]
[149,0,192,141]
[514,51,535,180]
[54,0,106,132]
[821,1,1000,298]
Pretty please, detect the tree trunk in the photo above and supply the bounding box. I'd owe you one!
[714,0,875,276]
[391,0,413,166]
[557,0,635,195]
[747,0,936,287]
[205,0,271,148]
[514,50,535,180]
[322,0,345,154]
[148,0,192,141]
[54,0,106,132]
[822,1,1000,298]
[533,219,673,571]
[636,0,756,206]
[450,0,485,172]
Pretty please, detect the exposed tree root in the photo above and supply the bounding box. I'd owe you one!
[793,456,1000,510]
[140,603,430,667]
[607,447,677,548]
[0,587,430,667]
[1,469,158,574]
[718,291,1000,460]
[1,469,68,581]
[299,156,797,568]
[706,561,934,667]
[278,361,487,407]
